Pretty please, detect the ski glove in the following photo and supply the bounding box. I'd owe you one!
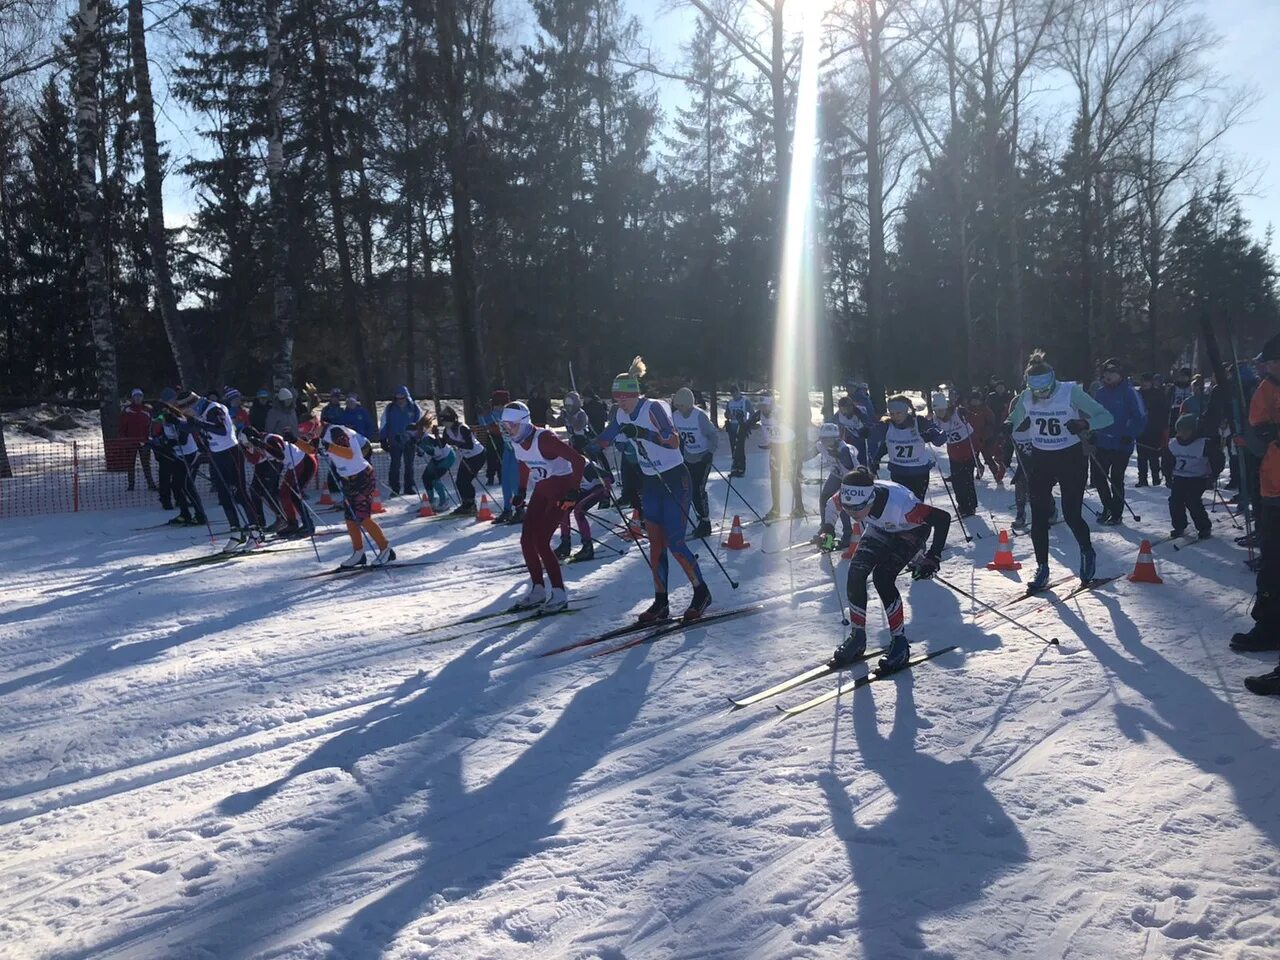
[912,553,941,581]
[619,422,651,441]
[511,490,526,510]
[557,489,582,512]
[1065,418,1091,435]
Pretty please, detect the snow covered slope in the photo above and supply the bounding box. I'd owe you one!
[0,444,1277,959]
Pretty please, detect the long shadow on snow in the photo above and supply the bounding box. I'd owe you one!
[92,633,653,958]
[1057,593,1280,851]
[822,669,1029,960]
[324,650,653,957]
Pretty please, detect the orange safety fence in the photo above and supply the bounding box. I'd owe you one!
[0,438,409,520]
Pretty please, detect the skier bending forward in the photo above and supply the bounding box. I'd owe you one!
[503,401,586,613]
[825,466,951,673]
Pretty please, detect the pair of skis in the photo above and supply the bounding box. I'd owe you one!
[730,645,960,718]
[537,604,766,661]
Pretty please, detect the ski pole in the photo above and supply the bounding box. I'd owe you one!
[828,551,849,626]
[1088,450,1142,522]
[710,461,766,523]
[635,436,739,590]
[928,447,973,542]
[934,574,1061,646]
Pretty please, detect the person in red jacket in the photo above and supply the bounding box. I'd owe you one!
[964,389,1007,486]
[119,388,157,492]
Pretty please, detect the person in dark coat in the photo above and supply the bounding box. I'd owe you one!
[1136,372,1170,487]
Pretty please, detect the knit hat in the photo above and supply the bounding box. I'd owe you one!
[672,387,694,409]
[130,388,144,399]
[1175,413,1198,434]
[223,387,241,403]
[491,389,510,406]
[611,356,646,400]
[174,390,200,409]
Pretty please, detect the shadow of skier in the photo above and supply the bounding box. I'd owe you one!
[822,668,1029,959]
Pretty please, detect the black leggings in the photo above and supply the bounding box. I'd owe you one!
[845,527,926,637]
[1027,445,1091,565]
[1091,447,1132,517]
[1168,476,1211,533]
[888,467,929,501]
[455,452,489,505]
[250,462,283,525]
[209,447,254,528]
[686,457,712,521]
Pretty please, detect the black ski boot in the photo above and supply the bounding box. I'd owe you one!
[638,593,670,624]
[554,538,572,560]
[693,519,712,539]
[1244,665,1280,696]
[452,501,476,516]
[571,541,594,563]
[1231,629,1280,652]
[877,634,911,674]
[682,583,712,622]
[829,627,868,667]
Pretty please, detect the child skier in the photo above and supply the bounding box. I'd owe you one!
[439,407,491,515]
[723,386,754,477]
[591,357,712,622]
[555,461,610,562]
[1004,350,1115,589]
[672,387,719,538]
[414,416,456,512]
[1161,413,1224,539]
[869,395,943,500]
[824,467,951,673]
[929,390,979,517]
[502,401,586,612]
[301,424,394,567]
[810,421,860,548]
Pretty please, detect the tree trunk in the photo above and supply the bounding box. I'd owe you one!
[128,0,197,386]
[427,0,488,423]
[265,0,295,391]
[863,4,886,411]
[307,8,375,406]
[74,0,117,442]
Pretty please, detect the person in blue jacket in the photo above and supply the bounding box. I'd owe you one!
[320,387,346,427]
[1090,357,1148,525]
[379,385,422,495]
[342,394,375,439]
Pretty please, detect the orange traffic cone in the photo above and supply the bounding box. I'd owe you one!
[721,515,751,550]
[371,488,386,514]
[620,509,645,542]
[417,494,436,518]
[1128,539,1163,584]
[475,494,495,522]
[842,520,863,560]
[986,529,1022,571]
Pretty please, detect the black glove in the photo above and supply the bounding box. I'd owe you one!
[912,553,941,581]
[1065,418,1090,435]
[619,422,646,440]
[511,489,526,510]
[557,489,583,511]
[1016,417,1031,434]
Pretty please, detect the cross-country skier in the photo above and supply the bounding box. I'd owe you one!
[810,422,860,548]
[1004,350,1115,589]
[591,357,712,622]
[555,461,610,562]
[824,466,951,673]
[555,390,614,482]
[834,394,869,465]
[414,417,456,512]
[501,401,586,612]
[148,390,207,527]
[672,387,719,539]
[723,386,754,477]
[163,393,260,551]
[439,406,492,515]
[243,428,317,537]
[929,390,979,517]
[300,424,394,567]
[240,427,284,532]
[1161,413,1223,540]
[869,395,943,500]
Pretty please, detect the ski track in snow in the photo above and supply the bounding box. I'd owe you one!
[1,442,1278,960]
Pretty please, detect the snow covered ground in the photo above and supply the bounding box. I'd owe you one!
[1,441,1278,959]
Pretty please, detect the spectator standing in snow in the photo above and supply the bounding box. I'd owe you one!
[380,386,422,495]
[527,386,551,427]
[343,394,375,439]
[265,387,299,440]
[249,389,271,431]
[1089,358,1147,525]
[1136,372,1170,487]
[320,388,345,428]
[1232,335,1280,696]
[119,388,156,492]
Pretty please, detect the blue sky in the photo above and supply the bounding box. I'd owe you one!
[623,0,1280,234]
